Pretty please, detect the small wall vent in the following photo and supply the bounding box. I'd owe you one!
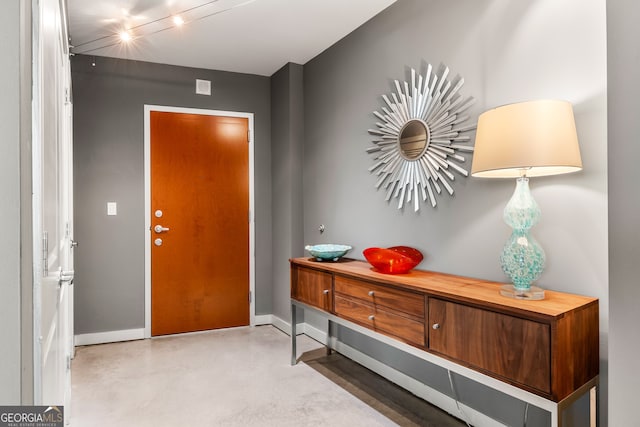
[196,79,211,95]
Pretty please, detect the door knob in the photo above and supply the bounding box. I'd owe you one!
[154,225,170,233]
[58,268,74,285]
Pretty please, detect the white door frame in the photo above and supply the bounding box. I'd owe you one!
[143,105,256,338]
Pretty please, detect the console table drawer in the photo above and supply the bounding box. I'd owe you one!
[429,298,551,394]
[335,294,425,346]
[291,267,333,311]
[334,275,425,318]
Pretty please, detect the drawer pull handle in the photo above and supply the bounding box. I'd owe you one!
[368,291,375,297]
[432,323,440,330]
[323,289,330,295]
[368,315,375,321]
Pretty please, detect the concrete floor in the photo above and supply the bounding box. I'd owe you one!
[71,325,465,426]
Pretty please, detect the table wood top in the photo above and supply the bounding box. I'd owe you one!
[290,257,598,319]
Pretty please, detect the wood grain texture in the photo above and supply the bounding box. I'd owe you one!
[291,266,333,311]
[429,298,551,394]
[290,258,600,402]
[551,302,600,401]
[334,275,425,318]
[151,112,249,336]
[334,294,426,346]
[291,258,597,319]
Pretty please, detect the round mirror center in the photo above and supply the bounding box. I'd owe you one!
[398,120,430,160]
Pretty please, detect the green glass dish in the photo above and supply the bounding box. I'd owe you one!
[305,244,352,261]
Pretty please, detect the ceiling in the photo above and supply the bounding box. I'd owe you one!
[67,0,396,76]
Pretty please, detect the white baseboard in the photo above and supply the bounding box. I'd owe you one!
[75,328,145,346]
[75,315,281,346]
[301,322,326,343]
[269,314,299,336]
[269,315,319,338]
[76,315,275,346]
[254,314,273,326]
[271,316,291,335]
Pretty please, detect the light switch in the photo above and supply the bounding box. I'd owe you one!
[107,202,117,216]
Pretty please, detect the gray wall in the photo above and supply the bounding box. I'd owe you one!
[0,0,33,405]
[271,63,305,321]
[302,0,607,425]
[0,0,24,405]
[72,55,272,334]
[607,0,640,425]
[18,0,33,404]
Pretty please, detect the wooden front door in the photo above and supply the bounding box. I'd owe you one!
[150,111,250,336]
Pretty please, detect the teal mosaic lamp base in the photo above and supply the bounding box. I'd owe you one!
[499,177,546,300]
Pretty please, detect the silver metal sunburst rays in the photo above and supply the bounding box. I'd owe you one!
[367,64,476,211]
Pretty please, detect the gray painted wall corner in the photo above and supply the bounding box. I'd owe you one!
[271,62,305,322]
[19,0,34,404]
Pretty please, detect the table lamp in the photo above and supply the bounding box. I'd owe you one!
[471,100,582,299]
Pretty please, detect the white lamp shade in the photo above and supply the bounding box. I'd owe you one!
[471,100,583,178]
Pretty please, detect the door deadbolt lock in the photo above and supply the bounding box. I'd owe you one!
[154,238,163,246]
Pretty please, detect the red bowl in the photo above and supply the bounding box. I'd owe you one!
[363,246,423,274]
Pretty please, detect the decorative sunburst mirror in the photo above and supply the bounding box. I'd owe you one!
[367,64,476,211]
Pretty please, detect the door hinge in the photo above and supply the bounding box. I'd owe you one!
[248,291,252,303]
[248,209,251,223]
[247,129,250,143]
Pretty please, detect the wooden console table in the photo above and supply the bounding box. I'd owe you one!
[290,257,599,427]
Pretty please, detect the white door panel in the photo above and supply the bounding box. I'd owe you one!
[32,0,73,416]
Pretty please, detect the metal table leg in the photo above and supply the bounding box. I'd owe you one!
[554,376,599,427]
[291,302,297,365]
[326,319,333,355]
[589,384,597,427]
